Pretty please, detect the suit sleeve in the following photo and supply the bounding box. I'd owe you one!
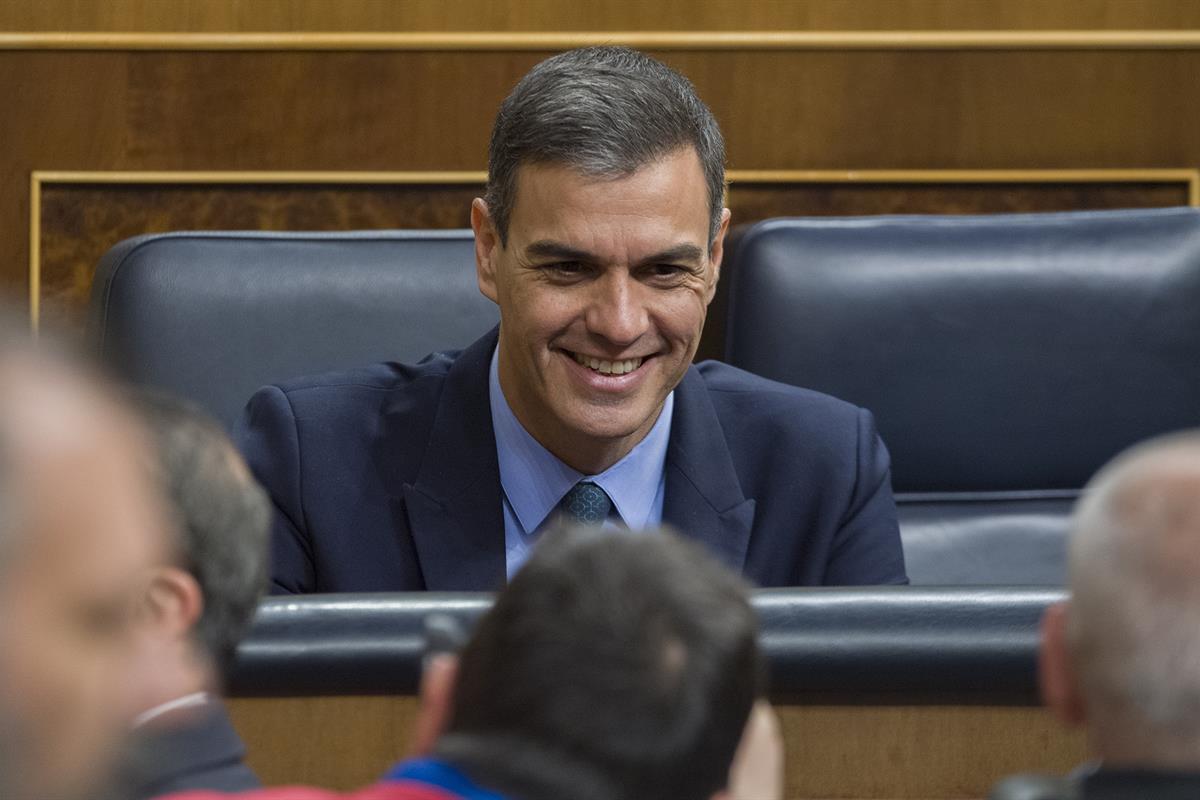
[823,408,909,585]
[233,386,316,594]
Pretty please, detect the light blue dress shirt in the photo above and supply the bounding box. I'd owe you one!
[489,348,674,578]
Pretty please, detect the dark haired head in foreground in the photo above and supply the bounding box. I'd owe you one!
[169,526,781,800]
[992,432,1200,800]
[435,526,763,800]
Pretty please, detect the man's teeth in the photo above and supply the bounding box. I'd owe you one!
[571,352,644,375]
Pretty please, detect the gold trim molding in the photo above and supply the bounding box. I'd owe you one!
[6,30,1200,52]
[29,168,1200,329]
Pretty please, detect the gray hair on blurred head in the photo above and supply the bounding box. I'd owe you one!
[1068,431,1200,754]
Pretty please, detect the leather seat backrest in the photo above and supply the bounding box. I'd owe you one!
[726,208,1200,494]
[91,230,498,428]
[725,208,1200,583]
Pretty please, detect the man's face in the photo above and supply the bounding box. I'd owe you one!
[0,372,167,799]
[474,147,730,469]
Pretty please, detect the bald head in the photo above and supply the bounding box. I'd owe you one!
[1064,432,1200,765]
[0,343,172,799]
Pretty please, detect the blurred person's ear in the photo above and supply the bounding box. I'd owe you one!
[410,654,459,756]
[140,567,204,640]
[721,700,783,800]
[1040,601,1086,726]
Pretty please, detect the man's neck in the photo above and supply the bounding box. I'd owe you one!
[497,362,661,476]
[545,429,648,476]
[131,650,215,729]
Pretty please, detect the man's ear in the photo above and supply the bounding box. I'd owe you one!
[471,198,501,305]
[410,654,459,756]
[1040,601,1087,727]
[140,567,204,641]
[705,207,732,305]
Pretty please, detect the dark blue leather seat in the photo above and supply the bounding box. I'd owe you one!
[231,588,1060,703]
[91,230,498,429]
[725,208,1200,584]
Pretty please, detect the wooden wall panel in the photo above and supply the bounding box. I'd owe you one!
[7,44,1200,314]
[226,696,1089,798]
[5,0,1200,33]
[36,182,481,331]
[37,174,1193,358]
[730,180,1191,219]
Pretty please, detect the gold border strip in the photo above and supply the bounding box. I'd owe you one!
[30,168,1200,331]
[730,168,1200,185]
[33,168,1200,187]
[32,170,490,185]
[28,172,41,334]
[5,30,1200,52]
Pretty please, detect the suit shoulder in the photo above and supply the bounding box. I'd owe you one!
[268,350,460,407]
[693,359,865,423]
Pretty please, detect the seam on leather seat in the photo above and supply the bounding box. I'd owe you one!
[896,489,1082,504]
[743,206,1198,234]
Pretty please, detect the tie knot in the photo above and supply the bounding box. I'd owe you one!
[558,481,613,526]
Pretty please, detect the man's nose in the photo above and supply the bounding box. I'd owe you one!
[584,273,650,347]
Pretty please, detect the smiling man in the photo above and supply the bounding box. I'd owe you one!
[236,46,907,592]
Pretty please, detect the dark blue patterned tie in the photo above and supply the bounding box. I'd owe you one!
[558,481,613,526]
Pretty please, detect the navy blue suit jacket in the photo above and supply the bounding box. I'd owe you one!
[116,701,259,799]
[235,329,907,592]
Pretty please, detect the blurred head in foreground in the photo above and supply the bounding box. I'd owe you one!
[126,389,271,704]
[0,327,170,799]
[1041,431,1200,768]
[112,390,271,797]
[415,526,771,800]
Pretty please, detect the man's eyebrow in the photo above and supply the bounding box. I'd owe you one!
[634,243,705,267]
[524,240,597,263]
[523,240,705,266]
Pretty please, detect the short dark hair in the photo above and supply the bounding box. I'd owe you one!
[485,46,726,249]
[133,391,271,678]
[439,526,761,800]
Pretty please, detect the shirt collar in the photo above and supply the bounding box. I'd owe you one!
[489,347,673,533]
[130,692,211,730]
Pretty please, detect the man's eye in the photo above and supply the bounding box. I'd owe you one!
[649,264,689,281]
[546,261,586,277]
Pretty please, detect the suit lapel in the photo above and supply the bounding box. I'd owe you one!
[389,329,507,590]
[662,367,756,573]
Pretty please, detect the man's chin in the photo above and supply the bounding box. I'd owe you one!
[558,404,662,447]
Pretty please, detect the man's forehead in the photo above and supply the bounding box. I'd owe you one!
[0,360,168,576]
[508,150,712,252]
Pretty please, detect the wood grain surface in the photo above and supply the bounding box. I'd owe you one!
[35,175,1190,360]
[8,42,1200,315]
[226,696,1088,799]
[4,0,1200,33]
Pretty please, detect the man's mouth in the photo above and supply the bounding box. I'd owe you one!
[568,351,647,376]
